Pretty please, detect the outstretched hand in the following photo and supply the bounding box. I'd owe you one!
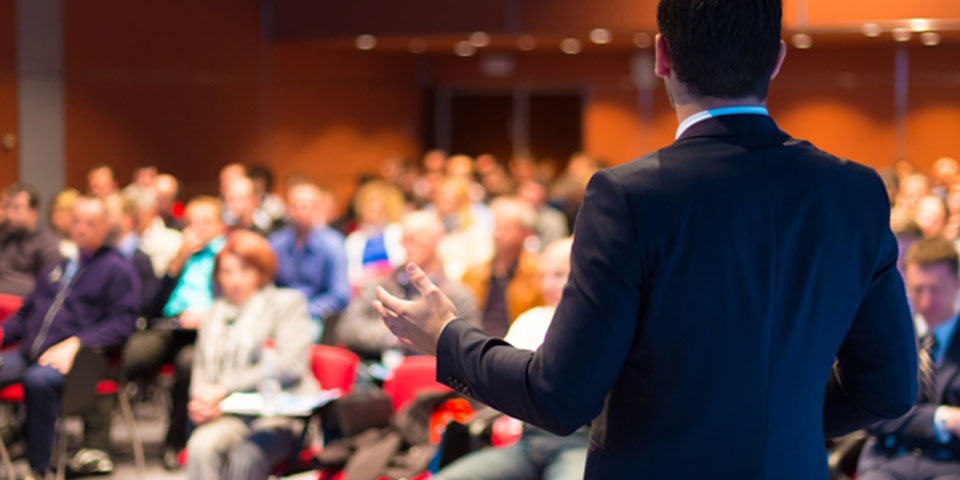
[373,263,460,356]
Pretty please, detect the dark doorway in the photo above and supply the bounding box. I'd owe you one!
[427,88,583,167]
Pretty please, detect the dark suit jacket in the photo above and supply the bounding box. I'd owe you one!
[859,322,960,469]
[436,114,918,479]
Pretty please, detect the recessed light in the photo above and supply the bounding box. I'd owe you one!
[892,27,912,42]
[633,32,652,48]
[921,31,941,46]
[910,18,931,32]
[455,41,476,57]
[861,23,882,38]
[469,31,490,48]
[355,34,376,51]
[517,35,537,51]
[791,33,813,49]
[589,28,613,45]
[560,38,582,55]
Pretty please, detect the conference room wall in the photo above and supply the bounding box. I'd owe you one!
[60,0,959,211]
[0,0,18,188]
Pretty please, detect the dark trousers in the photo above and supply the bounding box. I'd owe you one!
[0,351,65,472]
[859,450,960,480]
[81,328,196,452]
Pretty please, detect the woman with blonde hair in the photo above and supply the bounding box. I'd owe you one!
[345,180,407,289]
[433,176,493,281]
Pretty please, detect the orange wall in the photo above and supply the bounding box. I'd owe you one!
[0,0,18,187]
[61,3,960,211]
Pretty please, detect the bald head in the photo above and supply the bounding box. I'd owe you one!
[223,176,258,227]
[71,195,111,253]
[540,238,573,306]
[401,211,445,268]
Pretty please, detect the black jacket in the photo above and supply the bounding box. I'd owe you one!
[436,114,918,479]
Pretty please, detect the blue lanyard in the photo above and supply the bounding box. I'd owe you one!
[675,106,770,139]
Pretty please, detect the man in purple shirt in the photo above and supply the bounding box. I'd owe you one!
[0,195,139,479]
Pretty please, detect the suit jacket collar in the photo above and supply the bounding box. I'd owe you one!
[675,114,787,142]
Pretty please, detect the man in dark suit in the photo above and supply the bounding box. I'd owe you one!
[858,238,960,479]
[373,0,918,478]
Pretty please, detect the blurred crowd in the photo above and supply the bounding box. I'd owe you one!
[0,151,600,480]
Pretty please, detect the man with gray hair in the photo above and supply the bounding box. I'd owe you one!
[335,211,479,359]
[462,196,543,338]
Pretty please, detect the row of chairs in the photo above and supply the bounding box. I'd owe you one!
[0,292,452,479]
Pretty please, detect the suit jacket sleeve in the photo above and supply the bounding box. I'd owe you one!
[823,175,918,438]
[436,170,642,435]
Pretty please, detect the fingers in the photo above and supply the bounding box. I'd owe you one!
[405,263,438,296]
[376,286,409,315]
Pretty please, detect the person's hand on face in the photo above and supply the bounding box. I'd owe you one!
[373,263,460,356]
[38,336,82,375]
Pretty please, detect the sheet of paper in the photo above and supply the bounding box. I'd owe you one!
[219,389,342,417]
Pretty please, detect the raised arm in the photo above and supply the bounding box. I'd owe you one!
[376,170,643,435]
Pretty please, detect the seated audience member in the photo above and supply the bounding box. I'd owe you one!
[186,231,317,480]
[87,165,119,197]
[0,183,62,297]
[0,195,139,479]
[71,193,160,474]
[435,238,587,480]
[136,196,227,468]
[932,157,960,198]
[268,182,350,341]
[336,211,479,359]
[943,184,960,242]
[857,238,960,479]
[433,177,493,282]
[344,180,407,289]
[247,165,286,231]
[462,197,542,338]
[104,193,159,314]
[130,187,184,276]
[916,195,948,239]
[219,163,247,193]
[155,173,185,231]
[517,179,570,250]
[49,188,81,259]
[897,173,932,217]
[549,153,597,229]
[122,165,159,199]
[223,175,273,236]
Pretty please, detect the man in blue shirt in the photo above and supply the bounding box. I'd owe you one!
[858,238,960,478]
[269,181,350,341]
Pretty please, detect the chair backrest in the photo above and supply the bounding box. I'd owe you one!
[382,356,451,412]
[310,345,360,393]
[0,295,23,323]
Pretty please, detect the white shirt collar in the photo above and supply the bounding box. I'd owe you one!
[675,105,770,140]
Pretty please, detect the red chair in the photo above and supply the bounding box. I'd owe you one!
[311,345,360,393]
[382,356,451,412]
[0,295,22,322]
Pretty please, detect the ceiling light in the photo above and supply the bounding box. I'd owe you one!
[921,31,941,46]
[454,41,476,57]
[517,35,537,51]
[589,28,613,45]
[791,33,813,49]
[355,34,376,51]
[560,38,582,55]
[469,31,490,48]
[861,23,882,38]
[892,27,912,42]
[633,32,652,48]
[909,18,931,32]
